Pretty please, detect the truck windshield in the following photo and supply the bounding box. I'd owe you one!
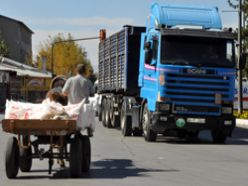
[161,36,235,68]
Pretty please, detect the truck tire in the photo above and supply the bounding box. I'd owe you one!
[110,101,120,128]
[81,136,91,172]
[211,130,227,144]
[5,137,19,179]
[19,146,32,172]
[121,101,132,136]
[105,99,112,128]
[132,128,143,136]
[142,103,157,142]
[102,98,107,127]
[98,102,103,122]
[70,135,82,178]
[111,115,120,128]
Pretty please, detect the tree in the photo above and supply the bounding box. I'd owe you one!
[228,0,248,76]
[0,36,9,57]
[36,33,94,77]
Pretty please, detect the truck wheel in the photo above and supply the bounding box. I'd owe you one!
[121,101,132,136]
[70,135,82,178]
[132,128,143,136]
[111,115,120,128]
[19,146,32,172]
[5,137,19,179]
[110,102,120,128]
[98,102,103,122]
[211,130,227,144]
[142,104,157,142]
[187,131,199,140]
[105,99,112,128]
[81,136,91,172]
[102,99,107,127]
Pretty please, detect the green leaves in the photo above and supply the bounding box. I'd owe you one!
[0,36,9,57]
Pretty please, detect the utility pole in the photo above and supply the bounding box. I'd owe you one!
[237,0,243,114]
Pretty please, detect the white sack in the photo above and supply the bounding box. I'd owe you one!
[5,98,97,133]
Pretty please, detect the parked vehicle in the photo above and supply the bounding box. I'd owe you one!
[97,3,237,143]
[234,78,248,110]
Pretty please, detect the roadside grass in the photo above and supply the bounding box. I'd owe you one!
[234,110,248,119]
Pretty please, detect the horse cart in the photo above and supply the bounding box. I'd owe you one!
[2,119,91,178]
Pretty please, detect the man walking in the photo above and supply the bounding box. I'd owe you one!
[62,64,94,104]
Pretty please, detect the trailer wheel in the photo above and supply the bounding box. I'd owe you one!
[19,146,32,172]
[81,136,91,172]
[142,103,157,142]
[102,98,107,127]
[105,99,112,128]
[110,102,120,128]
[70,135,82,178]
[211,130,227,144]
[98,102,103,122]
[5,137,19,179]
[121,101,132,136]
[132,128,143,136]
[111,115,120,128]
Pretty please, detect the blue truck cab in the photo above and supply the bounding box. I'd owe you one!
[138,3,236,142]
[98,3,236,143]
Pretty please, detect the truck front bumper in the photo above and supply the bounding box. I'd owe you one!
[150,111,236,135]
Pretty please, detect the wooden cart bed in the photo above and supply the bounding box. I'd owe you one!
[2,119,77,136]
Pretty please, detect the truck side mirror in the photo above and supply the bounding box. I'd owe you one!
[240,53,247,70]
[144,42,153,64]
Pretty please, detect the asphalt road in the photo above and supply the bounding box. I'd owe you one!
[0,114,248,186]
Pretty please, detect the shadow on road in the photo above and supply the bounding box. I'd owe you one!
[15,159,176,179]
[155,126,248,145]
[51,159,176,179]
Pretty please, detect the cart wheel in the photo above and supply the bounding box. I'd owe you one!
[5,137,19,178]
[70,135,82,178]
[19,146,32,172]
[81,136,91,172]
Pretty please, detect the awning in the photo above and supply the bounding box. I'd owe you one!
[0,57,52,78]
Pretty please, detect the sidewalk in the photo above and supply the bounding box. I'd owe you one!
[236,119,248,128]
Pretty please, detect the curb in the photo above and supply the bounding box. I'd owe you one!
[236,119,248,128]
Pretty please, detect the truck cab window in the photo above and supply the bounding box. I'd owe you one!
[145,41,153,64]
[226,41,234,63]
[152,39,158,60]
[161,36,235,68]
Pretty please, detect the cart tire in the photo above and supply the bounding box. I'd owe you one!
[70,135,82,178]
[81,136,91,172]
[5,137,19,179]
[19,146,32,172]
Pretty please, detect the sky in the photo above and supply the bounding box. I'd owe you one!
[0,0,238,72]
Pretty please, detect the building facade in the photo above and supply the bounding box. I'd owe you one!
[0,15,33,63]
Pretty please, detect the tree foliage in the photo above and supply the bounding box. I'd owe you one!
[0,35,9,57]
[36,33,94,77]
[228,0,248,76]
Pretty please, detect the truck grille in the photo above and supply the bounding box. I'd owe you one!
[165,72,231,115]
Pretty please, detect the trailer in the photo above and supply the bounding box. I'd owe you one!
[1,119,91,178]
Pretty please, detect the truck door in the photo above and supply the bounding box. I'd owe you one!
[141,34,159,111]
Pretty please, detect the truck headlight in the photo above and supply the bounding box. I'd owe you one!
[221,107,232,114]
[159,103,170,111]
